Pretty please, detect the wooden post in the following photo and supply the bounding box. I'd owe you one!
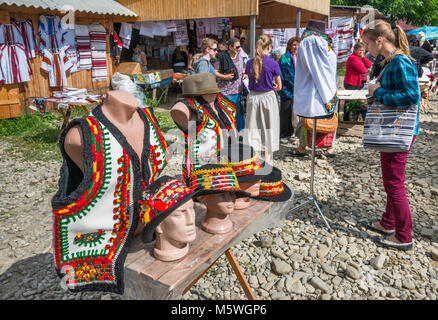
[224,249,256,300]
[250,15,256,58]
[296,8,301,37]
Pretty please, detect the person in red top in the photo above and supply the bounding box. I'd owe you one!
[344,43,372,89]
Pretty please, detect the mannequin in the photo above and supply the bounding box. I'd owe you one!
[64,90,143,173]
[197,192,236,234]
[153,199,197,262]
[63,90,152,236]
[234,180,261,210]
[171,93,220,131]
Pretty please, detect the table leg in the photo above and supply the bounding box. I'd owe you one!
[152,88,157,100]
[58,107,72,141]
[224,249,257,300]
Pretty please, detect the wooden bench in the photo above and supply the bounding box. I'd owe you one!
[123,197,294,300]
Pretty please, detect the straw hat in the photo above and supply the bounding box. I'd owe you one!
[178,73,222,98]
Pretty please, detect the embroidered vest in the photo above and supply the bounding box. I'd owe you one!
[51,105,168,294]
[178,94,237,184]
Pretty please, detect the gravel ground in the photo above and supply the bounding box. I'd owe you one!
[0,96,437,300]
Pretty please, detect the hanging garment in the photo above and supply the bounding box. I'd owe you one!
[294,31,338,118]
[139,21,154,38]
[89,23,107,51]
[13,19,38,58]
[91,50,108,82]
[75,25,92,70]
[41,47,73,87]
[38,15,65,51]
[119,23,133,49]
[62,29,79,73]
[52,104,168,294]
[0,43,32,84]
[0,23,24,45]
[110,31,122,65]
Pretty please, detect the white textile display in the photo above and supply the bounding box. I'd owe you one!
[327,17,355,64]
[174,20,189,46]
[120,23,133,49]
[293,35,337,118]
[263,28,305,55]
[139,21,154,38]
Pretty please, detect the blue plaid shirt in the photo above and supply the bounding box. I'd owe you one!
[374,54,421,136]
[278,51,296,99]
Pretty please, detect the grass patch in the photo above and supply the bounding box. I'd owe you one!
[337,67,346,77]
[0,107,90,162]
[154,110,176,133]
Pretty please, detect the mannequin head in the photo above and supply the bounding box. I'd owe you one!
[153,199,196,261]
[234,180,261,210]
[197,192,236,234]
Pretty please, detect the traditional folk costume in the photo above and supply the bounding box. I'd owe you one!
[0,43,32,84]
[0,20,37,59]
[38,15,65,52]
[52,104,169,294]
[176,93,237,184]
[40,46,73,87]
[293,20,339,150]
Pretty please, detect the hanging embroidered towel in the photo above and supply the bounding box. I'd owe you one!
[75,25,92,70]
[0,43,32,84]
[91,50,107,82]
[89,23,107,51]
[119,23,133,49]
[41,46,73,87]
[62,29,79,73]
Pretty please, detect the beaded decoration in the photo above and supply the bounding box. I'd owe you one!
[259,180,285,197]
[227,155,264,178]
[190,167,241,192]
[74,230,106,248]
[181,94,237,184]
[139,180,194,224]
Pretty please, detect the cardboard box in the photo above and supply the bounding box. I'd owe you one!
[117,62,142,76]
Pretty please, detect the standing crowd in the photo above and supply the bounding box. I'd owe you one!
[171,18,424,252]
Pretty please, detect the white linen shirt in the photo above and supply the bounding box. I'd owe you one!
[293,35,338,118]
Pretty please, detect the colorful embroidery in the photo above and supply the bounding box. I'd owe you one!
[227,155,263,177]
[139,180,194,224]
[74,230,106,248]
[259,180,285,197]
[190,167,241,192]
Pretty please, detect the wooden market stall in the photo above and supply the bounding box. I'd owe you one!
[0,0,137,119]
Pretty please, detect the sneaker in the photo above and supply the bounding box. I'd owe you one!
[373,235,413,251]
[280,138,288,144]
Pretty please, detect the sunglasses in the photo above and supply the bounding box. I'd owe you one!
[235,46,241,50]
[210,47,218,52]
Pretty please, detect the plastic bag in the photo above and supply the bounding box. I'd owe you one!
[111,72,148,108]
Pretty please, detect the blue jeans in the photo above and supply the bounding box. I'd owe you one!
[227,94,245,132]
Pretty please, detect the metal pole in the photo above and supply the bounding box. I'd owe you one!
[310,118,317,197]
[250,14,256,58]
[296,8,301,37]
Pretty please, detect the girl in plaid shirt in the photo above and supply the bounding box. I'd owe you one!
[361,20,421,251]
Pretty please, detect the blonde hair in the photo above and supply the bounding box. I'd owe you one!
[201,38,218,55]
[362,20,411,63]
[253,34,273,83]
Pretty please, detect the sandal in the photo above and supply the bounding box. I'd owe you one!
[373,235,413,251]
[288,148,307,157]
[360,220,395,235]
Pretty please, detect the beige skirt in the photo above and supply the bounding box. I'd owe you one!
[244,90,280,152]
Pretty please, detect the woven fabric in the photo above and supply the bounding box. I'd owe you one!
[76,25,92,70]
[363,97,417,152]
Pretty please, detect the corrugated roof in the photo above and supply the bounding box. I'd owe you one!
[0,0,137,17]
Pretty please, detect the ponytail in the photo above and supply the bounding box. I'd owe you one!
[253,34,272,83]
[363,20,412,64]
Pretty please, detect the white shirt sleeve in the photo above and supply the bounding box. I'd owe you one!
[297,36,337,104]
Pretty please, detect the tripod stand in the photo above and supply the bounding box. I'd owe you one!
[289,118,333,232]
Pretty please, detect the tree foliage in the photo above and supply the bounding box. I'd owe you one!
[331,0,438,26]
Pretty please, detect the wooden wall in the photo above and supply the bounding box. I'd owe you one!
[232,3,326,29]
[264,0,330,17]
[0,6,120,119]
[116,0,259,21]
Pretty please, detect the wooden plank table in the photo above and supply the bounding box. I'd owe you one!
[123,196,294,300]
[337,89,368,137]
